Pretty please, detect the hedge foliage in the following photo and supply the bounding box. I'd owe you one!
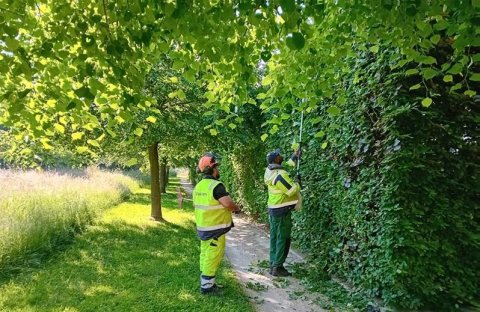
[221,50,479,310]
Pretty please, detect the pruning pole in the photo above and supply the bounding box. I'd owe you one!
[296,110,304,176]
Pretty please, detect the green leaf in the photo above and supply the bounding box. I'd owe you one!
[54,123,65,134]
[71,132,84,140]
[126,158,138,166]
[257,93,267,99]
[228,123,237,129]
[430,34,441,45]
[443,75,453,83]
[169,77,179,83]
[315,131,325,138]
[409,84,422,90]
[74,86,95,100]
[87,139,100,147]
[177,89,186,100]
[286,32,306,50]
[261,133,268,142]
[262,76,273,86]
[450,83,462,92]
[76,146,89,153]
[420,56,437,65]
[134,128,143,136]
[146,116,157,123]
[447,63,463,75]
[209,128,218,136]
[369,45,379,53]
[405,69,419,76]
[327,106,341,116]
[421,97,433,107]
[464,90,477,97]
[321,142,328,149]
[41,139,53,150]
[469,73,480,81]
[172,60,184,70]
[422,68,438,80]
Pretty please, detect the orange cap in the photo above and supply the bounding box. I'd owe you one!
[198,153,218,173]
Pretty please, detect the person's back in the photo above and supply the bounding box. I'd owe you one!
[264,149,301,276]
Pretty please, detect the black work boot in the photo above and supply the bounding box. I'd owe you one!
[201,284,224,296]
[271,266,292,277]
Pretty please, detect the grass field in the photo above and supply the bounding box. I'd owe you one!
[0,168,142,275]
[0,174,254,312]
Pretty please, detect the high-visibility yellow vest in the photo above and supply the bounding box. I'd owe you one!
[194,179,232,232]
[265,169,299,209]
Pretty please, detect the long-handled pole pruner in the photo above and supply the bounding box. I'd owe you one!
[296,110,304,176]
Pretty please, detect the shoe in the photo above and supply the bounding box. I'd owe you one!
[271,266,292,277]
[201,284,224,296]
[269,267,273,275]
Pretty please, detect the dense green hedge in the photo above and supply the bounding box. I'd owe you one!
[221,143,268,222]
[221,51,479,310]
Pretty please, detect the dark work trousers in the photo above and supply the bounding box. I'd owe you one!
[269,210,292,267]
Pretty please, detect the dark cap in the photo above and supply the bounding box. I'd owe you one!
[266,148,282,164]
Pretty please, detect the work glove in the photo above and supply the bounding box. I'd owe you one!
[295,174,302,185]
[295,148,302,158]
[291,148,302,162]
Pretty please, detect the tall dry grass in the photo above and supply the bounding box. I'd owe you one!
[0,168,142,270]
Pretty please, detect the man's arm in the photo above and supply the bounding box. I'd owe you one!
[213,183,240,212]
[218,196,240,212]
[275,173,300,197]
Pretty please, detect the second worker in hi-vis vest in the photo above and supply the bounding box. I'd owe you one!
[194,153,240,295]
[264,148,301,277]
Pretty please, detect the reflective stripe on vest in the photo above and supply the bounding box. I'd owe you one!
[268,200,299,209]
[193,179,232,232]
[266,169,299,209]
[197,223,232,231]
[268,189,283,194]
[194,204,224,210]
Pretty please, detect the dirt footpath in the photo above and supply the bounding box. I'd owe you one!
[225,215,325,312]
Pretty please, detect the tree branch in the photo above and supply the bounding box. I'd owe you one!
[102,0,111,37]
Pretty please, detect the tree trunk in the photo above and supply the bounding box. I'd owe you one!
[166,166,170,185]
[159,158,167,194]
[189,164,197,187]
[148,142,163,221]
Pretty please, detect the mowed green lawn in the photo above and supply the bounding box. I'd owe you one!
[0,183,254,312]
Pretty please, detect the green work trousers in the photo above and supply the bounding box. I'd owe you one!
[269,211,292,267]
[200,234,226,277]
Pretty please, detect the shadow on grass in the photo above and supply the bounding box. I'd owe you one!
[126,191,193,211]
[0,189,252,312]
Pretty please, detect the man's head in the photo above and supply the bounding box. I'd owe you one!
[198,153,220,178]
[266,148,284,165]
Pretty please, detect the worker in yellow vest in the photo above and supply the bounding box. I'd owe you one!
[264,148,301,277]
[194,153,240,295]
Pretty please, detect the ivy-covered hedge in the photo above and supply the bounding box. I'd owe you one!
[222,51,479,309]
[221,142,268,223]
